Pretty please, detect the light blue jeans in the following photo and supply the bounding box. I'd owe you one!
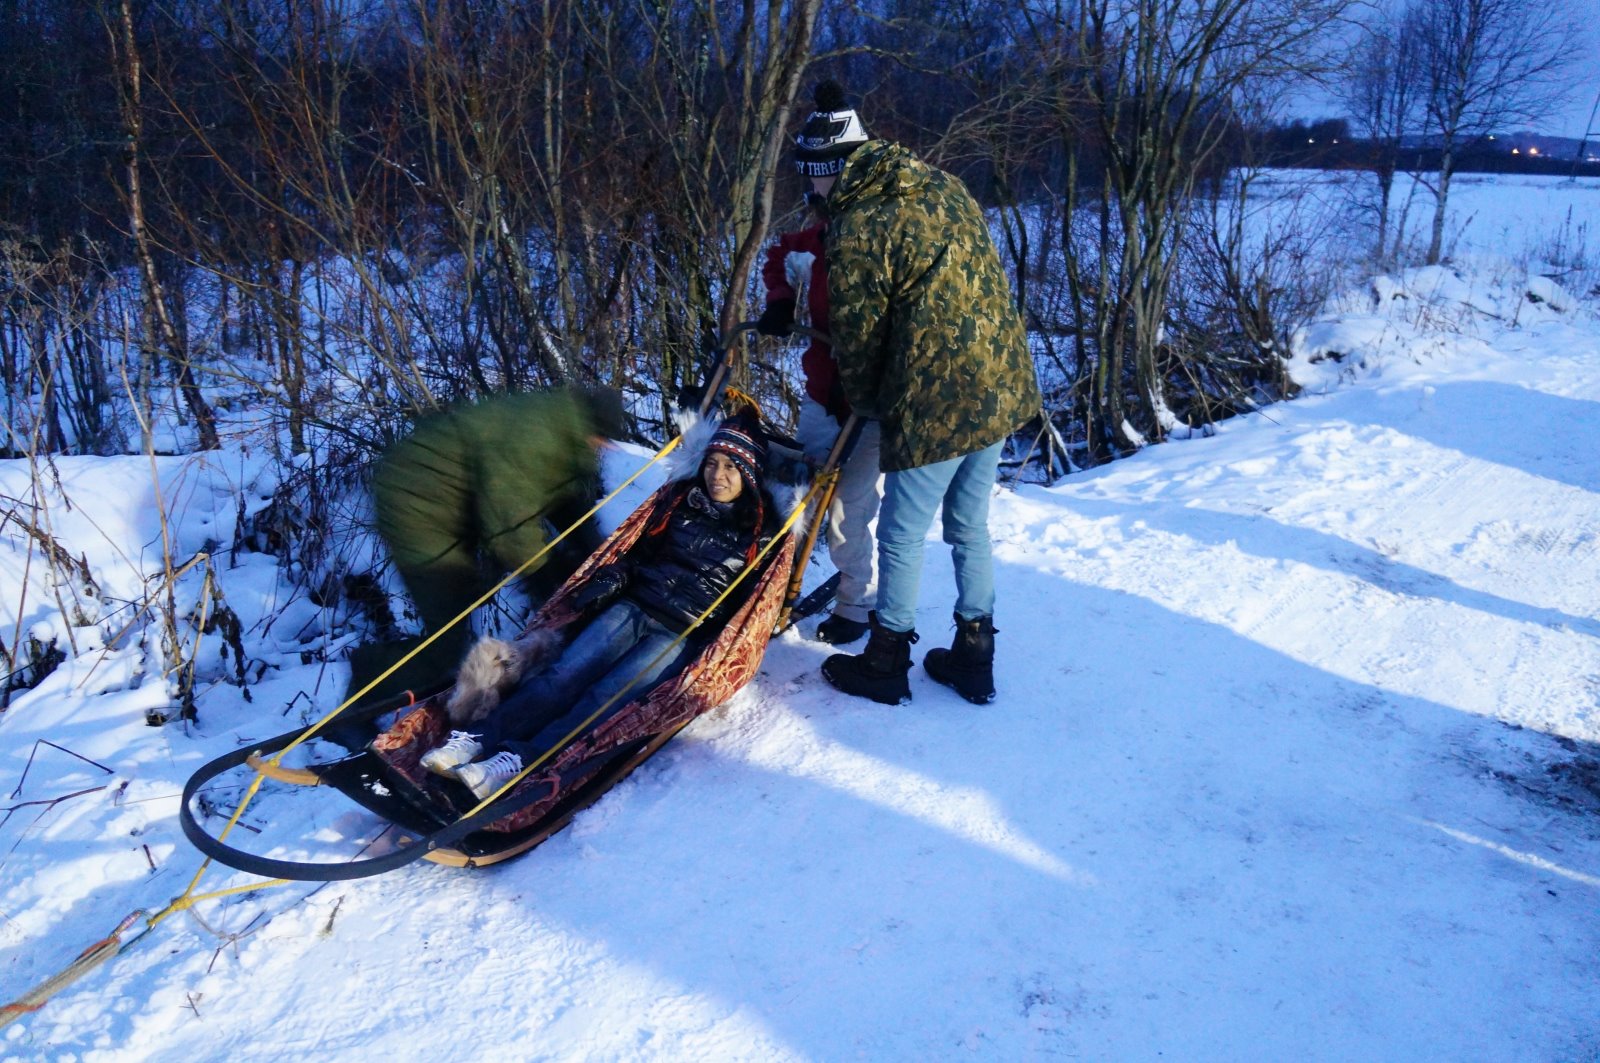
[874,441,1003,634]
[475,600,698,763]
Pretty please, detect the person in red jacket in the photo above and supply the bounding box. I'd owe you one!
[757,82,883,645]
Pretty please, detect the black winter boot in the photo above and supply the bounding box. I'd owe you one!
[821,613,918,705]
[814,613,870,645]
[923,613,996,704]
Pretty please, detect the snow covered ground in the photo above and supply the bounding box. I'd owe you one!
[3,176,1599,1061]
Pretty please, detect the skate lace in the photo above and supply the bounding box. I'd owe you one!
[479,750,524,779]
[440,730,482,752]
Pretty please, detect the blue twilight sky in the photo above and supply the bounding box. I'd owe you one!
[1288,0,1600,140]
[1554,0,1600,138]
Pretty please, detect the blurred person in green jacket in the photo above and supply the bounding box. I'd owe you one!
[335,387,625,747]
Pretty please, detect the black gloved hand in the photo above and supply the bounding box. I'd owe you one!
[764,444,815,487]
[756,298,796,338]
[571,562,630,613]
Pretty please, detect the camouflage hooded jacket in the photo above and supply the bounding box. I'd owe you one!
[823,140,1041,471]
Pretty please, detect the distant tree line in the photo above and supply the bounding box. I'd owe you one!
[1335,0,1583,265]
[1251,116,1600,175]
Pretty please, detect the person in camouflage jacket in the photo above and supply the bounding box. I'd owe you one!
[337,388,623,744]
[803,88,1042,708]
[824,139,1040,469]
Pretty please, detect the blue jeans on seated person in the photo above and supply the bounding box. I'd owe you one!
[874,441,1003,634]
[474,599,698,766]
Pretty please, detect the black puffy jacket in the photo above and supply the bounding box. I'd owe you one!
[616,484,774,632]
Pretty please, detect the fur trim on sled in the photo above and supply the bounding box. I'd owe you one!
[446,629,562,724]
[660,408,720,484]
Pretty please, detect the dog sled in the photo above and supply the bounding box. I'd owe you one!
[181,485,798,877]
[180,328,855,880]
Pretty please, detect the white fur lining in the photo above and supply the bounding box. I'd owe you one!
[445,628,561,724]
[660,408,719,484]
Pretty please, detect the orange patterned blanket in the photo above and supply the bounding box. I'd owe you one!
[370,484,796,833]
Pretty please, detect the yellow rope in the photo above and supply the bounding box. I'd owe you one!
[0,911,149,1031]
[147,875,292,929]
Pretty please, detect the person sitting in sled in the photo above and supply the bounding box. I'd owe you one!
[416,412,778,800]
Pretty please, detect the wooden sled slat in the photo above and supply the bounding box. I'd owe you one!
[245,754,321,786]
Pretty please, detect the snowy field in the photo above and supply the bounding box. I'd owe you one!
[2,173,1599,1061]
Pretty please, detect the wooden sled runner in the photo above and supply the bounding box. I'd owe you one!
[180,481,798,880]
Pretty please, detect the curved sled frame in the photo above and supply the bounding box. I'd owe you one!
[180,506,796,882]
[179,718,687,878]
[181,727,465,880]
[177,691,475,880]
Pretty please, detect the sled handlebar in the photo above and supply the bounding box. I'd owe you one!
[698,322,830,417]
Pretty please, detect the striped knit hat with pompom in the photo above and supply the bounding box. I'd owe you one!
[705,413,767,495]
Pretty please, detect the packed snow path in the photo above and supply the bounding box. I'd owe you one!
[3,268,1599,1060]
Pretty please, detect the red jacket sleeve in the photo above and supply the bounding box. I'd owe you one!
[761,230,808,300]
[763,224,851,422]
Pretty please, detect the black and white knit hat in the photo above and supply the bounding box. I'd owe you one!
[793,80,869,178]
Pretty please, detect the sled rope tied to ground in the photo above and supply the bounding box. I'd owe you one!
[0,912,150,1028]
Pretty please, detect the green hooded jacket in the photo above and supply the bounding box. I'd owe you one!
[824,140,1042,471]
[339,389,606,713]
[372,389,601,609]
